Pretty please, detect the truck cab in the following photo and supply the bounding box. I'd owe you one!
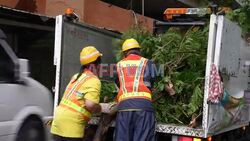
[0,29,53,141]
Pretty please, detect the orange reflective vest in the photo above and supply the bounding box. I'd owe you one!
[116,54,152,103]
[58,71,95,122]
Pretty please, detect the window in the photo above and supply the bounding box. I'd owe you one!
[0,44,15,82]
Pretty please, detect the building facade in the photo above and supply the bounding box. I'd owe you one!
[0,0,154,32]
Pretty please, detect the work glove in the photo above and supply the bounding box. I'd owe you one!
[165,82,176,96]
[100,102,117,114]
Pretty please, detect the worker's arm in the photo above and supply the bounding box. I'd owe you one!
[145,60,175,95]
[79,77,102,114]
[143,60,157,90]
[85,99,101,113]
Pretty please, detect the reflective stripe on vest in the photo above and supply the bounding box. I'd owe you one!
[59,73,94,121]
[117,63,127,94]
[133,58,146,92]
[65,74,88,99]
[117,57,152,102]
[118,92,152,102]
[60,98,91,120]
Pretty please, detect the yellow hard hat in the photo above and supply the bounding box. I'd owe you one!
[80,46,102,65]
[122,38,140,52]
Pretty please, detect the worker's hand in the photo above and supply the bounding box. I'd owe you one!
[100,103,110,113]
[100,102,117,114]
[165,82,175,96]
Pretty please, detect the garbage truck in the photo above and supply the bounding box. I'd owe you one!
[153,7,250,141]
[52,8,250,141]
[1,5,249,141]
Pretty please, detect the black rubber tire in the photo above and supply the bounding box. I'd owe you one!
[16,119,45,141]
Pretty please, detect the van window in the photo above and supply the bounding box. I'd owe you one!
[0,45,15,82]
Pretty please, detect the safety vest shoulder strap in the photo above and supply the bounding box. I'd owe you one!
[64,73,89,99]
[66,72,97,98]
[117,62,127,94]
[133,58,147,92]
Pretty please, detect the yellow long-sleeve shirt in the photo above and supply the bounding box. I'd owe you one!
[51,73,101,138]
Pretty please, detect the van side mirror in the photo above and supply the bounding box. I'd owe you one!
[18,59,30,78]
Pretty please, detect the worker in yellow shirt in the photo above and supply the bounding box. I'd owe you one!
[51,46,103,141]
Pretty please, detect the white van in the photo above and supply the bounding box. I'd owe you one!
[0,29,53,141]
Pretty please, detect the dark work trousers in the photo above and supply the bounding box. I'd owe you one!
[52,134,83,141]
[114,110,156,141]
